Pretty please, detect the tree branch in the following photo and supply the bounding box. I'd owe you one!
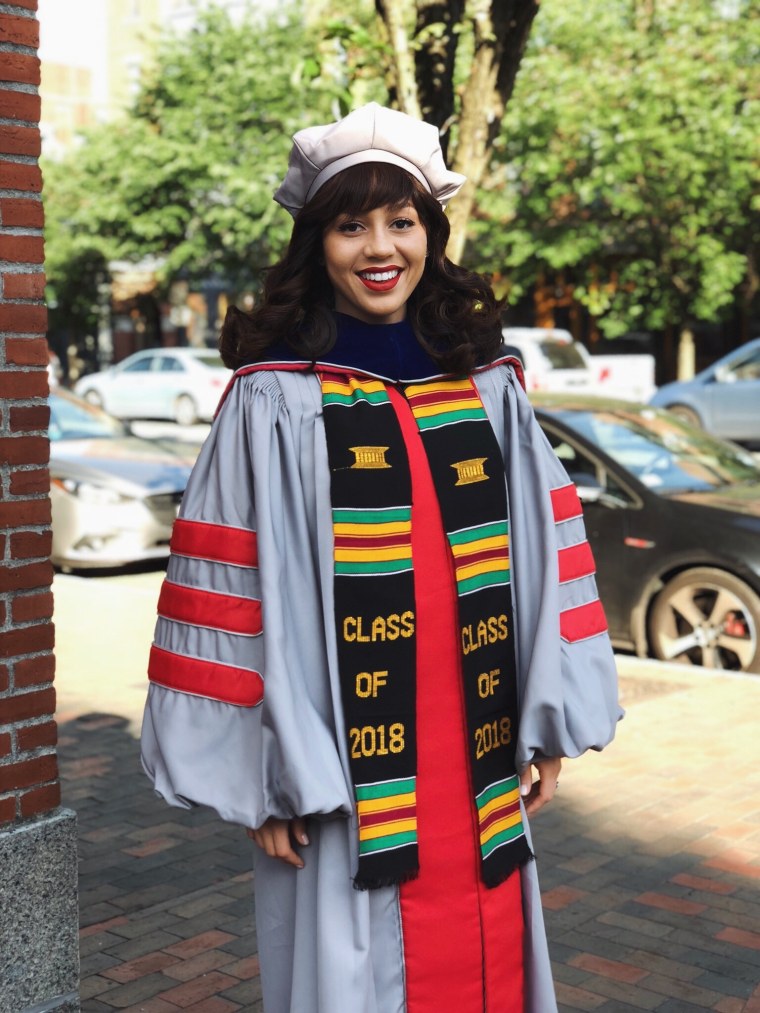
[375,0,422,118]
[447,0,539,262]
[413,0,466,157]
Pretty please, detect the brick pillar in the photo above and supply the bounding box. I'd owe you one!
[0,2,79,1011]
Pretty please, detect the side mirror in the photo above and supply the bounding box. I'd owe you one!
[714,364,735,384]
[576,484,628,509]
[576,484,603,504]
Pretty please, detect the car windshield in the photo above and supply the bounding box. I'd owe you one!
[539,341,587,370]
[552,406,760,493]
[49,394,127,441]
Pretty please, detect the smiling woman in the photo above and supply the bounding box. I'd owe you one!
[322,204,428,324]
[141,103,621,1013]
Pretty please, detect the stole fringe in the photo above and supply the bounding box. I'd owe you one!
[353,866,421,892]
[481,840,535,890]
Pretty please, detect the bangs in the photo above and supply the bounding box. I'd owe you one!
[300,162,428,224]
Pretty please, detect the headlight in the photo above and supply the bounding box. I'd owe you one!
[55,478,131,505]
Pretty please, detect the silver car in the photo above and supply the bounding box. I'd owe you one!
[650,337,760,443]
[73,347,231,426]
[50,390,195,571]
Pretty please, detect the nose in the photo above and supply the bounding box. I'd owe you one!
[363,225,395,260]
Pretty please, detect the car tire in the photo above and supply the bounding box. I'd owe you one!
[174,394,198,427]
[648,567,760,673]
[668,404,702,428]
[82,388,103,409]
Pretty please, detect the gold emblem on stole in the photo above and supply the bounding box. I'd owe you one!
[350,446,391,469]
[451,457,489,485]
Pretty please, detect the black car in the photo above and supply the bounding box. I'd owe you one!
[532,395,760,673]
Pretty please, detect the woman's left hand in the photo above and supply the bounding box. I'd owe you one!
[519,757,562,816]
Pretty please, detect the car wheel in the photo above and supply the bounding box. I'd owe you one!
[648,567,760,673]
[82,389,103,409]
[174,394,198,427]
[668,404,702,428]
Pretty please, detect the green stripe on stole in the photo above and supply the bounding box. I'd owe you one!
[320,371,531,890]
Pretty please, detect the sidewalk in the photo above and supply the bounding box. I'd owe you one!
[55,576,760,1010]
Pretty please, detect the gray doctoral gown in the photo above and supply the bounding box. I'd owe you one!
[141,358,623,1013]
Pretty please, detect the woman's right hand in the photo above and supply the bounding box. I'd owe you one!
[247,816,309,869]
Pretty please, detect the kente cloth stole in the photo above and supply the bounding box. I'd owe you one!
[320,371,532,890]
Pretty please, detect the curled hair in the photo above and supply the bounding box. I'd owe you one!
[219,163,502,373]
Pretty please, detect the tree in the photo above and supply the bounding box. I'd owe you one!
[44,7,339,318]
[327,0,539,260]
[470,0,758,374]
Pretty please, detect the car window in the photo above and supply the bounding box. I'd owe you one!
[538,341,587,370]
[120,356,154,373]
[49,396,126,441]
[543,427,632,502]
[157,356,186,372]
[729,348,760,382]
[551,407,760,493]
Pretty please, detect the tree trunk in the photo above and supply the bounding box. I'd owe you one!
[375,0,422,118]
[413,0,466,159]
[446,0,539,264]
[676,325,696,381]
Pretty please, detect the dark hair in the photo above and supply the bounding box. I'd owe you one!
[219,162,502,373]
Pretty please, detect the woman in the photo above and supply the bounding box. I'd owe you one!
[142,103,622,1012]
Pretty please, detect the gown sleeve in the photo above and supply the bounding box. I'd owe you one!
[477,364,623,768]
[141,370,353,829]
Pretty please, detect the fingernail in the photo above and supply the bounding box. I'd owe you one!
[520,782,530,797]
[299,832,310,846]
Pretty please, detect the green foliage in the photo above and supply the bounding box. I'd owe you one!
[468,0,758,337]
[43,5,348,320]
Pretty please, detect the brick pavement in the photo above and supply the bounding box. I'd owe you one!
[58,658,760,1012]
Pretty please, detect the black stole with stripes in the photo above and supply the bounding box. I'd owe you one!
[320,371,532,890]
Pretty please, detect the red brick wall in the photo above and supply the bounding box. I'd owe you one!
[0,0,60,825]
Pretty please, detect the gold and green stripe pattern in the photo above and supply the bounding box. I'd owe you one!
[476,775,524,861]
[356,777,418,857]
[322,377,391,407]
[333,506,413,576]
[405,378,489,431]
[448,520,510,595]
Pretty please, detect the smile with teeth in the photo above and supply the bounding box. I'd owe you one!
[356,267,403,292]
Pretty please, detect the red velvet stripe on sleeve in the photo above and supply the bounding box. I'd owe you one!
[558,541,596,584]
[170,518,258,568]
[550,482,583,523]
[148,645,263,706]
[157,580,262,636]
[559,599,608,643]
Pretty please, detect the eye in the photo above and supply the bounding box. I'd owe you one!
[336,220,364,234]
[391,218,415,230]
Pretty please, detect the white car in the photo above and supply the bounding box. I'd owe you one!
[74,348,231,426]
[501,327,595,393]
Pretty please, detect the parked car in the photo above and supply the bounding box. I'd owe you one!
[650,337,760,444]
[74,347,231,426]
[50,389,195,570]
[502,327,595,393]
[532,394,760,673]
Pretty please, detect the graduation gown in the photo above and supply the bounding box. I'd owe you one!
[141,316,622,1013]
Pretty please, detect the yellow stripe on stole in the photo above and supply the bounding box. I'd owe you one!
[479,810,523,847]
[456,558,509,581]
[322,380,387,396]
[335,546,412,562]
[450,535,509,557]
[409,398,482,419]
[405,380,474,398]
[334,522,412,537]
[478,787,520,822]
[359,818,418,842]
[356,791,417,815]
